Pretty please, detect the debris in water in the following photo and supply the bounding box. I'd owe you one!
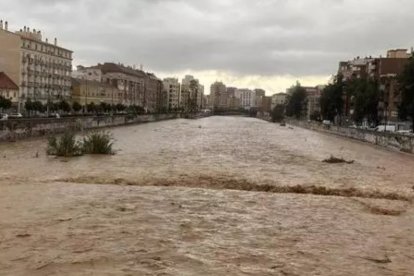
[323,155,354,164]
[16,233,31,238]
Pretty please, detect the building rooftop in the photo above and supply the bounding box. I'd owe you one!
[91,63,147,78]
[0,72,19,90]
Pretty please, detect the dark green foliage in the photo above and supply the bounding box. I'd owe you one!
[398,57,414,131]
[320,75,344,121]
[47,131,83,157]
[271,104,285,122]
[127,105,145,115]
[82,131,114,154]
[59,100,71,113]
[47,131,114,157]
[248,107,258,117]
[310,111,321,121]
[115,103,126,112]
[25,98,45,115]
[350,78,379,124]
[286,83,307,119]
[0,96,12,110]
[99,102,111,113]
[87,102,96,113]
[72,101,82,112]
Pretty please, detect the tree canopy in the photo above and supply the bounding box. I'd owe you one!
[348,78,379,125]
[0,96,12,110]
[286,83,306,119]
[398,56,414,131]
[271,104,285,122]
[320,75,344,121]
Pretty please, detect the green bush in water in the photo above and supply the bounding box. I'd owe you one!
[82,131,114,155]
[47,131,83,157]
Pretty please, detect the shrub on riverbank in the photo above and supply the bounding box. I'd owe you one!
[47,131,114,157]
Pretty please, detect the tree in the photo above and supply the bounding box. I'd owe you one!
[25,98,34,113]
[59,100,71,113]
[310,111,321,121]
[33,101,45,113]
[87,102,96,113]
[398,56,414,131]
[320,75,344,121]
[0,96,12,111]
[286,83,307,119]
[115,103,126,112]
[271,104,285,122]
[72,101,82,113]
[350,78,379,125]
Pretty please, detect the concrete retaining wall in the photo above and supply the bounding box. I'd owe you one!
[0,114,178,142]
[287,120,414,154]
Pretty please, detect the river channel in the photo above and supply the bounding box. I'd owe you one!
[0,116,413,275]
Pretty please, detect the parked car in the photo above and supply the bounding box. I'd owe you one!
[8,113,23,119]
[375,125,396,132]
[396,129,413,135]
[322,120,331,126]
[0,113,8,121]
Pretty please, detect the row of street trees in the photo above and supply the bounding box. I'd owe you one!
[23,98,131,116]
[319,56,414,130]
[274,56,414,131]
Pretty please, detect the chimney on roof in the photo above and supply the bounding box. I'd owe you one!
[45,38,48,43]
[0,20,3,30]
[5,21,8,31]
[54,37,57,46]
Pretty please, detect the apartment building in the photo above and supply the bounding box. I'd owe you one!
[162,78,180,111]
[71,78,123,107]
[271,93,287,110]
[235,89,256,110]
[210,81,227,110]
[181,75,203,111]
[0,20,73,111]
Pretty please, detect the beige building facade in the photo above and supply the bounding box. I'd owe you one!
[71,78,123,107]
[0,20,73,111]
[163,78,180,111]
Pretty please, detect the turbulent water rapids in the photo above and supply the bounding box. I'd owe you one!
[0,116,413,275]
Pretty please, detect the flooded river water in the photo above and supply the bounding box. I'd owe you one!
[0,116,413,275]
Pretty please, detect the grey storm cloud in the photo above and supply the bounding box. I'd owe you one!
[1,0,414,76]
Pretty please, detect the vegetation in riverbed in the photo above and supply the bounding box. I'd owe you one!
[82,131,114,155]
[323,155,354,164]
[47,131,83,157]
[47,131,114,157]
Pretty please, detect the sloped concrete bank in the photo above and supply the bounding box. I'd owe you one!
[286,119,414,154]
[0,114,179,142]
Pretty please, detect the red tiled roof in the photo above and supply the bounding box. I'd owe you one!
[0,72,18,90]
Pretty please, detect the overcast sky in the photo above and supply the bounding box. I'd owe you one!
[1,0,413,94]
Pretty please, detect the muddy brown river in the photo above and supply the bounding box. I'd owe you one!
[0,116,413,275]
